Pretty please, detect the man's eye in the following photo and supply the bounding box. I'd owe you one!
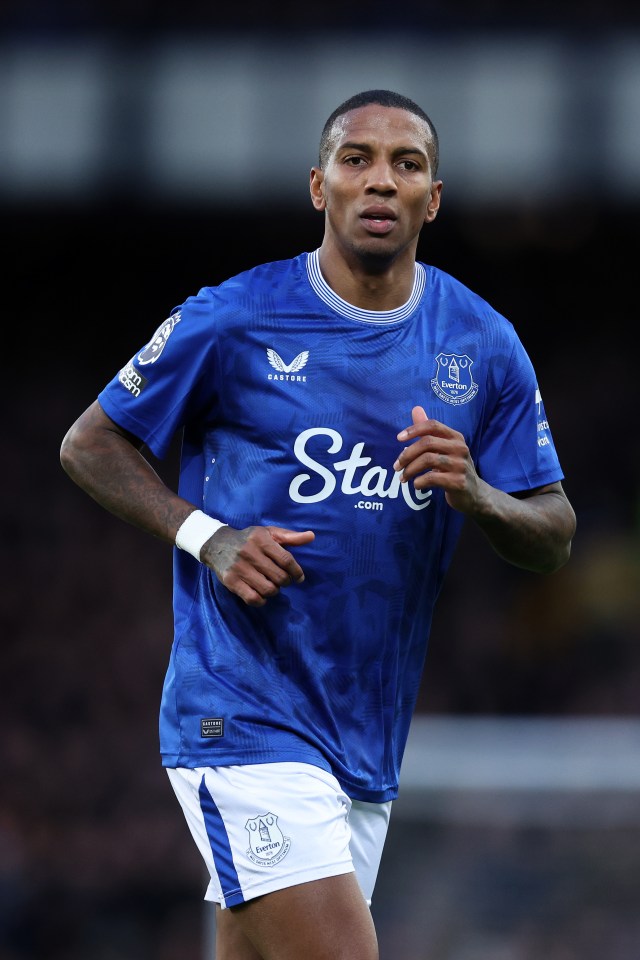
[345,156,366,166]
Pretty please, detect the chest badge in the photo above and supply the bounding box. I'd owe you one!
[431,353,478,405]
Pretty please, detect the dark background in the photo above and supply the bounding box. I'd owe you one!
[2,6,640,959]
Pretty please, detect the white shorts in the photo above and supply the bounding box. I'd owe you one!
[167,761,391,909]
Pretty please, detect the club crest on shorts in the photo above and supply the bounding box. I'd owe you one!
[431,352,478,405]
[245,813,291,866]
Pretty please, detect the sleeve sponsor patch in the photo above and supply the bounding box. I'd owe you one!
[118,361,148,397]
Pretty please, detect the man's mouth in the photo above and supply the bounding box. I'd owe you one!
[360,211,397,234]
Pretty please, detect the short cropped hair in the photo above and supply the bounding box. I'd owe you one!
[319,89,439,175]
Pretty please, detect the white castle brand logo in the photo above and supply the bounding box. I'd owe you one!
[267,348,309,381]
[289,428,432,512]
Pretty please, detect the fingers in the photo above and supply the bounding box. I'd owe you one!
[397,410,454,443]
[411,404,429,426]
[259,529,311,584]
[394,409,468,489]
[268,527,316,547]
[394,442,459,487]
[209,525,315,607]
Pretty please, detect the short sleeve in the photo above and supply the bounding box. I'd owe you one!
[476,338,564,493]
[97,288,219,459]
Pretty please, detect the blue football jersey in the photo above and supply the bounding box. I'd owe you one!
[98,250,564,802]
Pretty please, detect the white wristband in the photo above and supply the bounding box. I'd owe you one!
[175,510,226,561]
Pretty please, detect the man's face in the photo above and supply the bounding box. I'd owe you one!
[311,104,442,266]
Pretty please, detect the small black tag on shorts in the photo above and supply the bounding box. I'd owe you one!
[201,717,224,738]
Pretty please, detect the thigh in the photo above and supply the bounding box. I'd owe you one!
[215,903,263,960]
[222,872,378,960]
[167,762,355,909]
[348,799,392,905]
[214,799,391,959]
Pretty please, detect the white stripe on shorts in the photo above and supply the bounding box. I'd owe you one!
[167,761,391,909]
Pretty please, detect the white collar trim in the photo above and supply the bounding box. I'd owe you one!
[306,249,425,324]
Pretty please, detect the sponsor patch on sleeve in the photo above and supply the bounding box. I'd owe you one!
[118,361,148,397]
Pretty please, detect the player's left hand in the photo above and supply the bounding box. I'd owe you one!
[394,405,486,515]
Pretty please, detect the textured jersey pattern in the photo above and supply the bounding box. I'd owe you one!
[98,252,564,802]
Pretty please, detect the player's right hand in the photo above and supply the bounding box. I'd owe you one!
[200,525,315,607]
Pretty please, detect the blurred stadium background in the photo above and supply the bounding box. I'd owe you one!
[2,4,639,958]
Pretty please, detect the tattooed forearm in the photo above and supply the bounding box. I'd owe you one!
[471,482,576,574]
[60,400,195,544]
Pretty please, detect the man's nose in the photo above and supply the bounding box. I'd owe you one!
[365,161,397,192]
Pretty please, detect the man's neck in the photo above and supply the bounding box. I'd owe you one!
[317,244,417,311]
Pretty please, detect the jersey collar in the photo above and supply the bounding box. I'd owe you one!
[306,249,425,324]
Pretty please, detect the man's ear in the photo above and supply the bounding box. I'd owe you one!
[310,167,326,211]
[424,180,443,224]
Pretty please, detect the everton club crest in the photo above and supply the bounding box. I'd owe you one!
[431,353,478,405]
[245,813,291,866]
